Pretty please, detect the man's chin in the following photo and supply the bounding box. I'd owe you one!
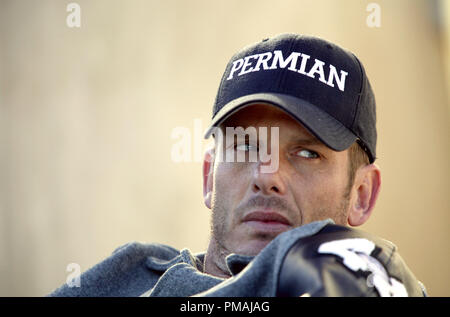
[231,238,274,256]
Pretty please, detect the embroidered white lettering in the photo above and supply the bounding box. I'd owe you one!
[327,65,348,92]
[306,58,327,84]
[252,52,273,72]
[227,59,244,80]
[297,53,311,75]
[238,54,258,76]
[269,50,301,71]
[226,50,348,91]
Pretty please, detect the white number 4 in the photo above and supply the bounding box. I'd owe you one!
[318,238,408,297]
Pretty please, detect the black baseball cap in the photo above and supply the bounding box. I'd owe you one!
[204,33,377,163]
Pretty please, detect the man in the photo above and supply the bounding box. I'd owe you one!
[49,33,426,297]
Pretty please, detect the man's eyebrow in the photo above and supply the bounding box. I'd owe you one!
[290,136,324,147]
[223,126,258,137]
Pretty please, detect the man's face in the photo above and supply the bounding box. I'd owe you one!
[209,104,353,257]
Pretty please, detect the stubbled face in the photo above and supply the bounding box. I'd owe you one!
[209,104,353,258]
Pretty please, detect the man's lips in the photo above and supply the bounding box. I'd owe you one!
[242,211,291,225]
[242,211,292,233]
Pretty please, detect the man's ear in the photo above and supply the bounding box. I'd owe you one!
[348,164,381,226]
[203,147,215,210]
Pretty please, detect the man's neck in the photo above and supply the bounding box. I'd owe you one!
[203,240,232,278]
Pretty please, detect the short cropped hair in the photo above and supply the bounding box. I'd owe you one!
[346,142,371,194]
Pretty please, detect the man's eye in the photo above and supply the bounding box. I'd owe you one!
[296,149,319,159]
[235,144,256,151]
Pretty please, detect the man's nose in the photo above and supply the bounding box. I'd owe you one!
[251,160,286,195]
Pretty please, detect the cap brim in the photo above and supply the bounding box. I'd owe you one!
[204,93,357,152]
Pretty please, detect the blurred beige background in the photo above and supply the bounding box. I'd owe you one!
[0,0,449,296]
